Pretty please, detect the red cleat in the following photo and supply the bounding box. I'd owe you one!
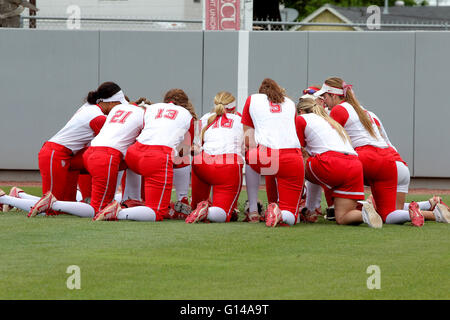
[408,201,424,227]
[265,203,282,228]
[3,187,24,212]
[92,201,120,221]
[28,192,56,218]
[185,201,209,224]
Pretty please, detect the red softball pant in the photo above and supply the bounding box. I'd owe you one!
[38,141,79,201]
[355,145,398,222]
[84,146,123,213]
[191,153,243,222]
[247,146,304,218]
[306,151,365,206]
[125,142,174,221]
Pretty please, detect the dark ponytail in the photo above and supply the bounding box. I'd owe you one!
[87,90,99,104]
[86,81,122,105]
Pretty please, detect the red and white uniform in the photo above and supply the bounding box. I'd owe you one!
[241,94,304,220]
[330,101,398,221]
[38,103,106,201]
[125,102,194,220]
[83,103,145,212]
[368,111,410,193]
[191,112,244,221]
[242,94,300,149]
[296,113,364,205]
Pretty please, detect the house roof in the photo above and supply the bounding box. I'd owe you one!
[304,4,450,31]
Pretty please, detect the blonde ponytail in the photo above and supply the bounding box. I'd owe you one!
[201,91,235,143]
[297,98,350,143]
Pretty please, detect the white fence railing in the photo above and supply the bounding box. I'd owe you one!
[14,16,450,31]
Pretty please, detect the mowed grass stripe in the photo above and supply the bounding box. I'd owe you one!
[0,186,448,299]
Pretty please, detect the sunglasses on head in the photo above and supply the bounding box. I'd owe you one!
[303,88,317,95]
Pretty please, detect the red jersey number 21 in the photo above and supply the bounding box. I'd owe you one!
[110,110,132,124]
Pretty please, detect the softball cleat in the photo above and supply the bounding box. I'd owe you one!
[265,203,282,228]
[28,191,56,218]
[359,201,382,229]
[408,201,424,227]
[3,187,24,212]
[92,201,120,221]
[185,201,209,224]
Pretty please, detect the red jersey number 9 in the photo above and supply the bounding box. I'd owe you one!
[110,110,132,124]
[269,102,282,113]
[156,108,179,120]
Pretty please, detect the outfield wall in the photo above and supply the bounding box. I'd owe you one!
[1,29,449,178]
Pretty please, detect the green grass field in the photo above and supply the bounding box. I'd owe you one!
[0,186,449,300]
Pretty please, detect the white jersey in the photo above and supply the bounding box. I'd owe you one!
[367,111,397,151]
[334,102,388,149]
[91,103,145,155]
[202,113,244,157]
[137,102,193,150]
[297,113,356,156]
[49,103,106,153]
[242,94,300,149]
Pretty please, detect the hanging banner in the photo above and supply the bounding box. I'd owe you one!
[205,0,241,30]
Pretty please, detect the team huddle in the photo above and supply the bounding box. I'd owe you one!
[1,77,449,228]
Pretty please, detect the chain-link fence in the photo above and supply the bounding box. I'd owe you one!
[14,16,450,31]
[252,19,450,31]
[20,16,203,31]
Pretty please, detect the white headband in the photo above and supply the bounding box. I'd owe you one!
[224,101,236,110]
[314,84,344,97]
[97,90,128,104]
[300,94,316,100]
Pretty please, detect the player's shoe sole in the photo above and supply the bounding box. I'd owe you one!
[433,203,450,223]
[408,201,424,227]
[265,203,282,228]
[243,211,261,223]
[92,201,120,221]
[174,200,192,216]
[3,187,24,212]
[185,201,209,224]
[28,192,56,218]
[359,201,382,229]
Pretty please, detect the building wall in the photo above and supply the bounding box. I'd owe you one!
[33,0,201,19]
[1,29,449,178]
[297,11,355,31]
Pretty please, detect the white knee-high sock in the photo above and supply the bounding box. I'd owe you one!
[51,201,95,218]
[306,181,322,211]
[117,206,156,221]
[173,165,191,201]
[245,164,260,212]
[207,206,227,222]
[122,169,142,201]
[385,210,410,224]
[76,190,83,202]
[0,195,36,212]
[281,210,296,226]
[17,192,40,201]
[114,193,123,202]
[403,201,431,211]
